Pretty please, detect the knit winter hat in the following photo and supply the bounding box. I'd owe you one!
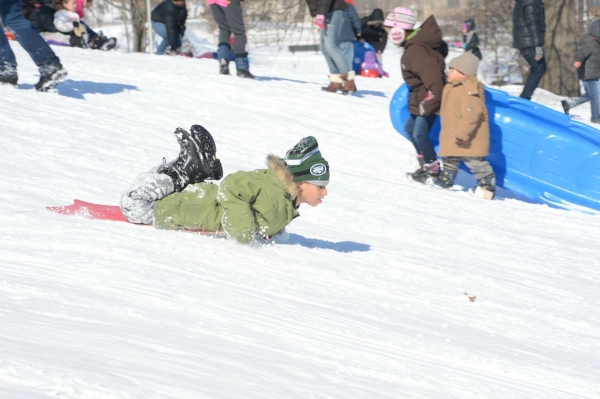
[449,51,480,76]
[284,136,330,186]
[384,7,416,30]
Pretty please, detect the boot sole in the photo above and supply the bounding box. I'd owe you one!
[189,125,223,180]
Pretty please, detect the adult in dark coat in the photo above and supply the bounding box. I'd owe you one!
[360,8,387,57]
[151,0,187,55]
[513,0,546,100]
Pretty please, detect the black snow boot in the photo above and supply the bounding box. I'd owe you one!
[428,168,458,189]
[237,69,255,79]
[561,100,570,115]
[409,160,440,184]
[35,63,68,92]
[158,126,223,192]
[0,74,17,87]
[219,58,230,75]
[473,174,496,200]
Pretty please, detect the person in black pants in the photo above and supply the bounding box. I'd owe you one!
[208,0,253,79]
[513,0,546,100]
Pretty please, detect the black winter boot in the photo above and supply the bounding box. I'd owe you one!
[410,160,440,184]
[237,69,255,79]
[0,74,17,86]
[473,174,496,200]
[219,58,230,75]
[428,168,458,189]
[157,126,223,192]
[35,63,68,92]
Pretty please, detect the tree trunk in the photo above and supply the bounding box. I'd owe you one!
[130,0,147,53]
[539,0,579,96]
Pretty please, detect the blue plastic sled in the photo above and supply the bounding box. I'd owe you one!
[390,83,600,213]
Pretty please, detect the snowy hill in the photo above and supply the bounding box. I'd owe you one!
[1,43,599,399]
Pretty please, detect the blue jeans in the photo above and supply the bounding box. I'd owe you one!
[567,79,600,122]
[519,47,547,100]
[0,0,59,71]
[404,114,438,164]
[152,21,181,55]
[339,41,353,72]
[320,10,349,75]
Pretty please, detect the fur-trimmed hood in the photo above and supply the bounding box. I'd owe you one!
[267,154,299,200]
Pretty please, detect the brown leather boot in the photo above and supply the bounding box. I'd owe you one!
[321,74,343,93]
[342,71,357,95]
[342,79,356,94]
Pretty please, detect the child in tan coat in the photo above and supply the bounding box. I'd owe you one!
[427,51,496,199]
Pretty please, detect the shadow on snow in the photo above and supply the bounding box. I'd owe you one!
[284,233,371,253]
[19,79,139,99]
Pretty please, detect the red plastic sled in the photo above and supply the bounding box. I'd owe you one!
[46,199,227,236]
[47,199,129,222]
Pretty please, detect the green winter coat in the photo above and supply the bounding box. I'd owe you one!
[153,155,300,244]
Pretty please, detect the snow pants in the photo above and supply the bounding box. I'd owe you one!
[0,0,60,74]
[209,0,247,57]
[120,167,175,225]
[442,156,494,180]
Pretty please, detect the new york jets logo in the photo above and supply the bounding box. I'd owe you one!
[310,163,327,176]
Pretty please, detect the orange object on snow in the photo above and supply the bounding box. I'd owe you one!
[360,69,380,78]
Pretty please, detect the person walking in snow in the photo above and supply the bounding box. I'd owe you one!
[120,127,330,245]
[207,0,253,79]
[385,9,447,183]
[448,19,481,60]
[427,52,496,200]
[305,0,351,93]
[151,0,187,55]
[561,20,600,124]
[0,0,67,90]
[513,0,546,100]
[360,8,387,61]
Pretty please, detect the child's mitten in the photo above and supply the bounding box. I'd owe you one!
[314,14,325,30]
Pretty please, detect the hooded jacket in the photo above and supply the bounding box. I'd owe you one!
[401,15,448,116]
[462,19,482,60]
[438,76,490,157]
[360,8,387,53]
[575,21,600,81]
[153,155,300,244]
[305,0,348,18]
[513,0,545,49]
[151,0,188,49]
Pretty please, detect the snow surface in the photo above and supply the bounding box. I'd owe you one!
[1,40,600,399]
